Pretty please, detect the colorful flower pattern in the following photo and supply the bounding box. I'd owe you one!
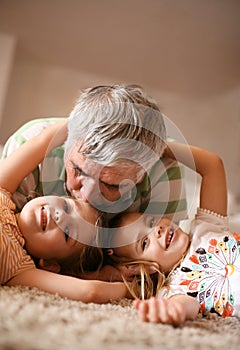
[179,232,240,317]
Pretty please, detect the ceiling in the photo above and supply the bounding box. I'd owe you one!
[0,0,240,97]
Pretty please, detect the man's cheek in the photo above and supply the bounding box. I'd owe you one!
[66,169,78,189]
[69,177,81,190]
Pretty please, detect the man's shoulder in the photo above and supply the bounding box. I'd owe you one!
[13,117,64,141]
[2,117,65,158]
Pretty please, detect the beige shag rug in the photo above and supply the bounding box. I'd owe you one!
[0,286,240,350]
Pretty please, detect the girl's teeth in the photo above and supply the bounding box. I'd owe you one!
[166,229,174,248]
[41,207,47,231]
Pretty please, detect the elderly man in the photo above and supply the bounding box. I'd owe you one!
[2,84,186,223]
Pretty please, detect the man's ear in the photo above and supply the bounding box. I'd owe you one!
[106,249,114,256]
[38,258,61,273]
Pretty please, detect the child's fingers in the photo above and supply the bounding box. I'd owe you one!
[158,299,185,326]
[133,299,149,322]
[146,297,161,323]
[156,298,171,324]
[133,299,141,309]
[154,298,179,325]
[135,297,187,326]
[138,301,149,322]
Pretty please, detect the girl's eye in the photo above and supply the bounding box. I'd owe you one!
[149,216,156,228]
[64,227,70,241]
[63,199,70,213]
[141,237,148,251]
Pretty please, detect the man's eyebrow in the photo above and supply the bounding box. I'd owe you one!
[71,161,128,188]
[101,180,131,189]
[71,161,84,172]
[103,182,120,188]
[71,161,81,169]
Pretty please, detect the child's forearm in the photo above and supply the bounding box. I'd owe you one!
[7,268,128,303]
[165,142,218,174]
[0,119,68,194]
[165,142,221,177]
[170,294,200,322]
[165,142,227,216]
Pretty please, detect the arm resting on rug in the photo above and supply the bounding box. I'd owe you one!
[7,268,128,303]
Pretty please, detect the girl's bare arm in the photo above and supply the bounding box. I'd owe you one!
[6,268,128,304]
[0,119,68,194]
[165,143,227,216]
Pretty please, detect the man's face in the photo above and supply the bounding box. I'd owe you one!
[64,144,144,212]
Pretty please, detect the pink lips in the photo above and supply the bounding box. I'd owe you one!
[40,206,48,231]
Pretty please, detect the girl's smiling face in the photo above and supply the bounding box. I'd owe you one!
[112,213,190,273]
[17,196,100,260]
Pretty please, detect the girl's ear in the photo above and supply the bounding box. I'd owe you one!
[38,258,61,273]
[106,249,114,255]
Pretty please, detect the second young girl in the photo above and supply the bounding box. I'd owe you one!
[106,142,239,326]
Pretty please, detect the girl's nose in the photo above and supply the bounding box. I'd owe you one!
[53,209,62,222]
[154,226,161,238]
[52,208,67,225]
[154,225,167,238]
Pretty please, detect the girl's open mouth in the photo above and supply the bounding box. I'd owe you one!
[166,227,175,249]
[40,206,48,231]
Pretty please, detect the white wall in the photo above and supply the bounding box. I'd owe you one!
[0,33,16,126]
[0,55,112,140]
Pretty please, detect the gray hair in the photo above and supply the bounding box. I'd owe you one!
[65,85,166,172]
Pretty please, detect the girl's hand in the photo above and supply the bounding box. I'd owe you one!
[133,296,194,326]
